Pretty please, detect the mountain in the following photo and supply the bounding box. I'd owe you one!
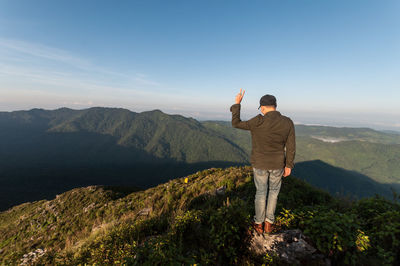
[1,107,399,211]
[1,166,399,265]
[295,136,400,184]
[202,121,400,198]
[0,107,248,163]
[293,160,396,199]
[0,107,247,211]
[202,121,400,146]
[382,129,400,136]
[294,124,400,144]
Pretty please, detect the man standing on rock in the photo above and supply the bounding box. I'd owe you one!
[230,88,296,234]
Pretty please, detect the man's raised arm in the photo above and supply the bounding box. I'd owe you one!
[230,88,251,130]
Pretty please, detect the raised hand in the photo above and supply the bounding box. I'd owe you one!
[235,88,245,104]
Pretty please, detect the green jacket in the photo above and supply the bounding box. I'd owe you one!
[230,104,296,170]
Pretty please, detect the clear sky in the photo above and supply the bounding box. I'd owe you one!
[0,0,399,130]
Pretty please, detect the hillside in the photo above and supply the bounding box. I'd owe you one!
[1,166,399,265]
[202,121,400,146]
[293,160,396,199]
[203,121,400,196]
[0,107,248,211]
[294,124,400,144]
[0,107,248,164]
[295,136,400,184]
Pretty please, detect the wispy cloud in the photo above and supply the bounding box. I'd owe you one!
[133,73,160,86]
[0,38,91,69]
[0,38,161,90]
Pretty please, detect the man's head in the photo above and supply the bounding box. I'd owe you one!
[258,94,277,115]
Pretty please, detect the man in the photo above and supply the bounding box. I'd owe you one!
[230,88,296,234]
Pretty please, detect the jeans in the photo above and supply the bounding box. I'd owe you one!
[253,168,284,224]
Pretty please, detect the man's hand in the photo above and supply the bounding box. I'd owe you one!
[283,167,291,177]
[235,88,245,104]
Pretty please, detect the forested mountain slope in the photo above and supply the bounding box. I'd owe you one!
[203,121,400,198]
[0,108,247,211]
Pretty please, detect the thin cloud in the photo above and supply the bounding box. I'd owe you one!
[134,75,160,86]
[0,38,90,69]
[0,38,161,89]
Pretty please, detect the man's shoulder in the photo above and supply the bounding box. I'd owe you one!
[251,114,263,120]
[279,114,294,126]
[281,114,293,121]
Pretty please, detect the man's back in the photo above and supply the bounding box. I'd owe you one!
[230,103,295,171]
[248,110,295,170]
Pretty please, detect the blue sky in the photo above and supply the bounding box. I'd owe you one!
[0,0,399,129]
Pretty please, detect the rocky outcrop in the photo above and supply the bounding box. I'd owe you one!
[137,207,152,216]
[249,229,330,265]
[20,248,46,265]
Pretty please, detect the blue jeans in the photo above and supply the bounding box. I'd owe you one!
[253,168,284,224]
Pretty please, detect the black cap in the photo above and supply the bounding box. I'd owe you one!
[258,94,277,109]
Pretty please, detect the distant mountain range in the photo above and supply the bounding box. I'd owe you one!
[1,107,399,210]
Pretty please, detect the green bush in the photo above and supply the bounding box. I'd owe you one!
[206,198,252,265]
[300,209,368,264]
[275,207,371,265]
[352,197,400,265]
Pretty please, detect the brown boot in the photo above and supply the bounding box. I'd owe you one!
[264,221,273,234]
[252,222,264,235]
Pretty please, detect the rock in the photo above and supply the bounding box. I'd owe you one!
[215,185,227,196]
[203,185,227,197]
[249,229,327,265]
[20,248,46,265]
[137,207,152,216]
[83,203,95,213]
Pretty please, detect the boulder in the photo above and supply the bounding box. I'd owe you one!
[215,185,227,196]
[20,248,46,265]
[249,229,329,265]
[137,207,152,216]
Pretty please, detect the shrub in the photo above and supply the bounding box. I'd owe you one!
[352,197,400,265]
[206,198,252,265]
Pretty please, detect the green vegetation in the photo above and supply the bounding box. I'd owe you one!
[293,160,396,199]
[202,121,252,155]
[295,124,400,144]
[1,107,248,163]
[295,136,400,184]
[1,166,399,265]
[1,108,400,210]
[203,121,400,185]
[203,121,400,198]
[0,108,247,210]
